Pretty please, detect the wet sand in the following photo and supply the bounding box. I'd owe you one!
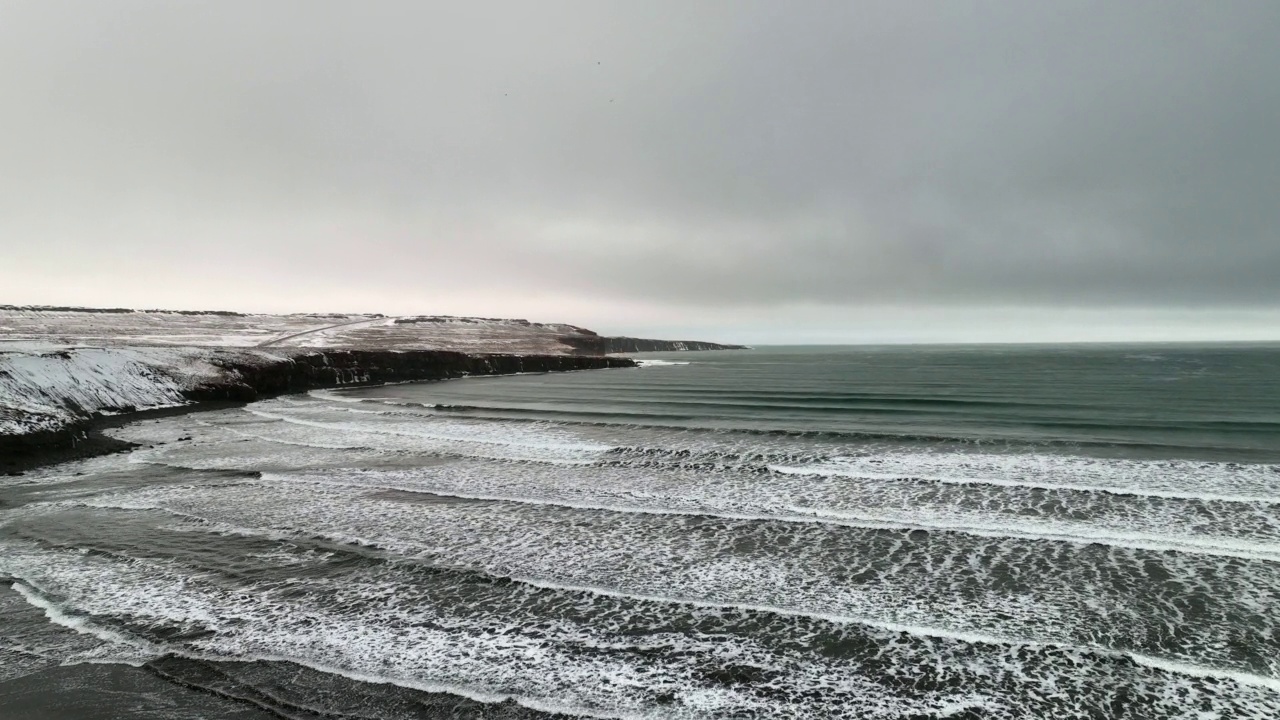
[0,663,275,720]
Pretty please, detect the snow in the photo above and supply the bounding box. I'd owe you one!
[0,309,602,438]
[0,309,597,355]
[0,309,374,349]
[0,347,242,436]
[0,308,730,439]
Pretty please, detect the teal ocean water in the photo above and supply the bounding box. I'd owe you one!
[378,344,1280,460]
[3,345,1279,718]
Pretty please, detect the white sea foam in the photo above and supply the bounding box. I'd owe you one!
[306,388,366,403]
[634,359,692,367]
[14,391,1280,717]
[773,453,1280,504]
[104,403,1280,564]
[222,444,1280,564]
[289,474,1280,561]
[9,582,156,665]
[0,541,958,718]
[243,397,1280,504]
[123,407,1280,563]
[66,477,1280,687]
[243,407,613,462]
[5,526,1278,718]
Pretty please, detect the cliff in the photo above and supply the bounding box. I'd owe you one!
[0,347,632,471]
[0,307,746,355]
[0,306,743,470]
[559,335,746,354]
[186,349,633,402]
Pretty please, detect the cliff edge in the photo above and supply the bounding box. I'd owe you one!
[0,306,744,469]
[0,307,746,355]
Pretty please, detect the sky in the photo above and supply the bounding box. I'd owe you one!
[2,1,1279,343]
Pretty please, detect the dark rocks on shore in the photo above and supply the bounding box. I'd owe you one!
[560,336,747,354]
[191,349,634,402]
[0,427,136,473]
[0,350,634,472]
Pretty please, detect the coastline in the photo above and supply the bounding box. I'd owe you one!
[1,350,635,474]
[1,657,571,720]
[1,400,250,475]
[0,308,753,718]
[0,577,569,720]
[4,345,1279,717]
[1,306,745,473]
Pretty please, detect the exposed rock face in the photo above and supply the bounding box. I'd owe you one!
[187,350,634,402]
[0,305,744,469]
[0,347,217,436]
[560,336,747,354]
[0,348,633,470]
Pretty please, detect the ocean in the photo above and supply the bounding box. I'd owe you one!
[2,344,1279,719]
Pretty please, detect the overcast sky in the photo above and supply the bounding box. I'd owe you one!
[3,1,1279,342]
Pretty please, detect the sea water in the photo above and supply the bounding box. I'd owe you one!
[3,345,1279,718]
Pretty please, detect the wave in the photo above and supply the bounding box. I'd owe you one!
[11,578,628,720]
[61,478,1280,686]
[314,389,1280,430]
[290,475,1280,562]
[245,409,612,452]
[126,421,1280,563]
[87,475,1280,563]
[237,409,610,465]
[466,575,1280,694]
[2,544,946,719]
[601,446,1280,503]
[770,459,1280,505]
[10,582,155,658]
[284,397,1280,459]
[305,389,366,403]
[13,523,1280,699]
[154,652,641,720]
[209,422,377,451]
[241,400,1280,484]
[5,505,1279,719]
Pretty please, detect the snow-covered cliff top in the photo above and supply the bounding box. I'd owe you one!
[0,307,739,441]
[0,307,598,355]
[0,347,237,435]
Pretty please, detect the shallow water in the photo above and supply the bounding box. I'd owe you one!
[3,345,1279,718]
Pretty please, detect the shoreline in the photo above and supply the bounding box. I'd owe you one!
[2,350,636,474]
[0,580,568,720]
[1,656,572,720]
[1,400,249,475]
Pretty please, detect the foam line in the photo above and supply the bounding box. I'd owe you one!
[245,409,614,453]
[8,581,642,719]
[771,465,1280,505]
[214,423,374,450]
[250,403,1280,505]
[305,389,365,403]
[10,581,153,656]
[495,575,1280,693]
[67,509,1280,697]
[194,652,648,720]
[106,456,1280,563]
[264,473,1280,562]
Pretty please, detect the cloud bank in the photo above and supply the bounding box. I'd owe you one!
[3,1,1278,341]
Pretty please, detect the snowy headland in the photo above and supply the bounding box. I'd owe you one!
[0,306,742,465]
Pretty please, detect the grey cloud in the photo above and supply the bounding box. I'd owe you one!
[2,1,1278,334]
